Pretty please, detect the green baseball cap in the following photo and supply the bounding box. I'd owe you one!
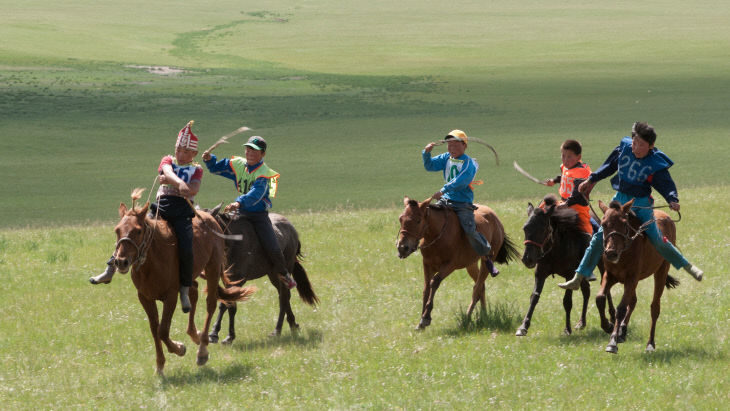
[244,136,267,151]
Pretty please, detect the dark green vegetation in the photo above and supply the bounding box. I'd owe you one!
[2,1,729,227]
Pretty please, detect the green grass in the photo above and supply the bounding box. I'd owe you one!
[0,186,727,409]
[2,0,730,227]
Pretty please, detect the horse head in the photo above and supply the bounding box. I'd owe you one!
[521,197,556,268]
[397,196,430,259]
[599,199,635,263]
[113,201,150,273]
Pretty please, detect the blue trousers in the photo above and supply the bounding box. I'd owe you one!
[576,192,688,277]
[437,199,491,256]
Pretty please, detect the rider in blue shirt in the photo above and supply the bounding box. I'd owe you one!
[558,122,704,290]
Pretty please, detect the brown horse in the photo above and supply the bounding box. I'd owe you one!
[112,191,256,375]
[596,199,680,354]
[397,196,520,329]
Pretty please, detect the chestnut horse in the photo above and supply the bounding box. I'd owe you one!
[518,195,611,336]
[112,191,255,375]
[596,199,680,354]
[397,196,520,329]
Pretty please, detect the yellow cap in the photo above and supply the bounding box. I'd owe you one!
[445,129,468,143]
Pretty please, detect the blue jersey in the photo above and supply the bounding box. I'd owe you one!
[422,150,479,203]
[589,137,678,203]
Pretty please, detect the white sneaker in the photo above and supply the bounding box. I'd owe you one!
[683,264,703,282]
[558,273,582,290]
[90,264,116,284]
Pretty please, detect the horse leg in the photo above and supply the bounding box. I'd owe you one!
[575,276,590,331]
[420,266,456,330]
[606,281,636,354]
[596,275,616,334]
[137,293,168,376]
[282,287,300,335]
[269,274,286,336]
[561,286,574,335]
[417,265,436,330]
[618,292,638,344]
[516,271,546,337]
[466,263,486,320]
[646,264,669,352]
[222,303,237,345]
[195,273,220,366]
[186,281,201,345]
[209,302,228,344]
[158,293,187,360]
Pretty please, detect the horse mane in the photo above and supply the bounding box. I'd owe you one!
[541,194,585,239]
[130,187,146,212]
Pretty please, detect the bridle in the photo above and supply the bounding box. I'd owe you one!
[523,219,554,258]
[398,207,449,250]
[115,216,155,268]
[603,213,655,255]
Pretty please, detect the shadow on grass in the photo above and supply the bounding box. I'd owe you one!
[161,362,255,387]
[229,328,324,352]
[445,300,522,335]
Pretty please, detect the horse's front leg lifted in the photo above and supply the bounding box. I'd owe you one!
[418,273,443,330]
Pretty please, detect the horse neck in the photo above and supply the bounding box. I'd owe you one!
[423,207,456,244]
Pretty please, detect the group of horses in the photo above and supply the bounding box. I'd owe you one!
[105,186,684,375]
[397,193,683,355]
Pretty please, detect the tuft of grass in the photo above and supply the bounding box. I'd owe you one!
[452,299,521,334]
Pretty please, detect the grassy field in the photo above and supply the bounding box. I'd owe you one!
[2,0,730,227]
[0,186,727,409]
[1,0,729,409]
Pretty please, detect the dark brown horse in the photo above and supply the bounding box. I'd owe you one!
[112,191,255,375]
[518,194,611,336]
[596,199,680,354]
[208,207,319,342]
[397,196,520,329]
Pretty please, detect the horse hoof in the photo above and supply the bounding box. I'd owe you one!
[515,328,527,337]
[605,344,618,354]
[563,328,572,336]
[209,334,219,344]
[197,354,209,366]
[221,335,235,345]
[269,329,282,337]
[645,344,656,353]
[574,321,586,330]
[617,335,626,344]
[179,344,187,357]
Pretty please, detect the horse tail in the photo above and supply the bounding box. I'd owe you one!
[494,234,521,265]
[292,243,319,306]
[665,274,680,289]
[217,283,257,303]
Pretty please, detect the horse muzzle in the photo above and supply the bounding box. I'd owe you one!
[521,253,537,269]
[397,239,417,259]
[604,249,620,264]
[114,257,131,274]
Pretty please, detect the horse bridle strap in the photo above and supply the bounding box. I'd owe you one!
[115,222,153,267]
[523,223,554,257]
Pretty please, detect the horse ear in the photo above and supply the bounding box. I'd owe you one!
[622,198,635,214]
[598,200,608,214]
[119,203,128,218]
[403,196,411,206]
[210,202,223,217]
[545,203,556,216]
[527,202,534,216]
